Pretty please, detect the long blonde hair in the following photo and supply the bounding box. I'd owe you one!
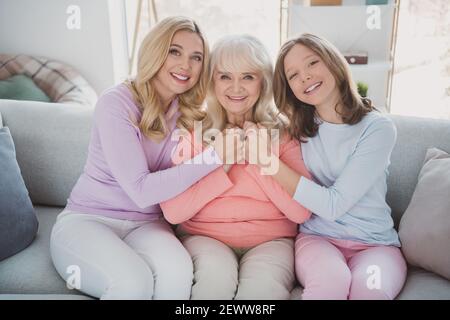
[203,34,287,142]
[273,33,374,142]
[126,16,210,142]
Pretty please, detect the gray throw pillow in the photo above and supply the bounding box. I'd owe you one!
[0,125,38,261]
[399,147,450,280]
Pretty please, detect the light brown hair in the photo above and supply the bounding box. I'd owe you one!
[273,33,374,142]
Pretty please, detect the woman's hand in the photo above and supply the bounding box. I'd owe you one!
[212,125,245,167]
[243,122,274,167]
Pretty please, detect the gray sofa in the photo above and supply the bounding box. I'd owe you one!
[1,99,450,300]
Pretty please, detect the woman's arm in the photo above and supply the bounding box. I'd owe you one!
[160,132,234,224]
[245,139,311,223]
[96,93,223,209]
[269,157,302,198]
[273,119,397,222]
[243,122,303,197]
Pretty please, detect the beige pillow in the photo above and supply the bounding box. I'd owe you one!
[399,147,450,280]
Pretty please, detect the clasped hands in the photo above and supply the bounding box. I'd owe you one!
[212,121,275,172]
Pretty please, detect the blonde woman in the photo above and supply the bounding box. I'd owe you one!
[160,35,312,300]
[50,16,231,299]
[271,34,406,299]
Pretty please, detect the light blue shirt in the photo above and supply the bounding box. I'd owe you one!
[293,111,401,246]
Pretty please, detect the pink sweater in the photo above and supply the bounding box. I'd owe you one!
[160,132,312,248]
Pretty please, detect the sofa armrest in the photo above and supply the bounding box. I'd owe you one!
[0,99,93,207]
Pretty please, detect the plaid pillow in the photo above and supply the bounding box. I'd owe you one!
[0,54,97,106]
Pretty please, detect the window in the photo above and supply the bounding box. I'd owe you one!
[125,0,449,119]
[390,0,450,119]
[125,0,281,75]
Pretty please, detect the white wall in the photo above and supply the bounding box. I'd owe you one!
[0,0,129,95]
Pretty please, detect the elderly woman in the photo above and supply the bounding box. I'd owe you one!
[160,35,312,300]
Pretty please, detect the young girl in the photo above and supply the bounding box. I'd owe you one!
[269,33,407,300]
[160,35,312,300]
[50,16,228,300]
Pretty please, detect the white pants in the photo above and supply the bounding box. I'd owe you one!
[182,235,295,300]
[50,210,193,300]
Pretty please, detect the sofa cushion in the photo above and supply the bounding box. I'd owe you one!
[399,148,450,280]
[0,100,92,207]
[387,115,450,227]
[290,267,450,300]
[0,74,51,102]
[0,126,38,261]
[0,205,88,297]
[396,266,450,300]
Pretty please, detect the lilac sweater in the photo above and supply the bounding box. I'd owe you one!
[66,83,222,221]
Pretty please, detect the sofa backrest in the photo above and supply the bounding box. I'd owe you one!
[0,99,92,207]
[1,99,449,225]
[387,114,450,227]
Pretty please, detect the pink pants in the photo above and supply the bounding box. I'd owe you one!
[295,233,407,300]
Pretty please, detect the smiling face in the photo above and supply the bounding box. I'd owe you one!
[213,69,262,122]
[153,30,204,104]
[284,44,339,109]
